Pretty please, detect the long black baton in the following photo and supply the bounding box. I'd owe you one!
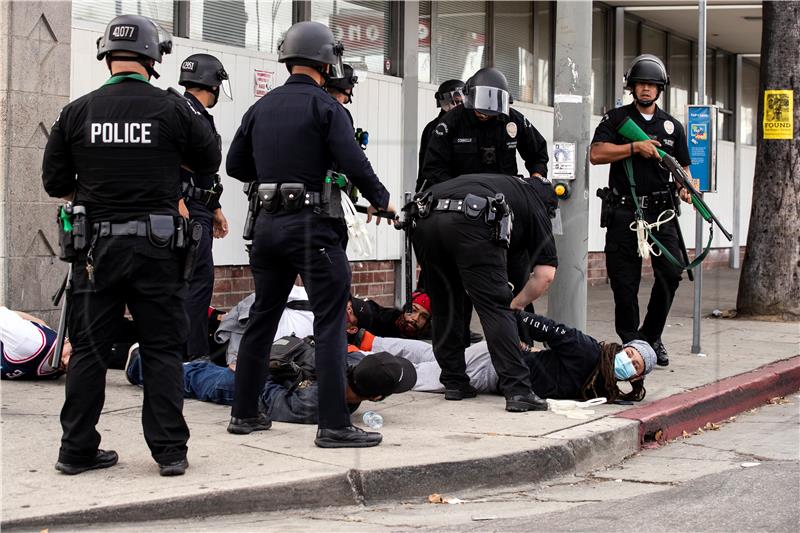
[50,265,72,370]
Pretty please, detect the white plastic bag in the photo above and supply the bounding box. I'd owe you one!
[341,193,373,257]
[546,397,607,420]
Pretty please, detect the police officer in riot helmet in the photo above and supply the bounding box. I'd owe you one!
[43,14,221,476]
[589,54,693,367]
[416,79,465,192]
[413,172,556,411]
[226,21,396,448]
[420,68,556,345]
[326,63,358,106]
[177,53,231,361]
[421,67,550,191]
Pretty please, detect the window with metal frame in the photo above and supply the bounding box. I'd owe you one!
[431,1,487,86]
[311,0,395,76]
[668,34,691,126]
[740,59,758,145]
[419,1,432,83]
[73,0,174,33]
[188,0,292,54]
[715,51,734,141]
[592,6,610,115]
[493,1,534,103]
[530,1,553,106]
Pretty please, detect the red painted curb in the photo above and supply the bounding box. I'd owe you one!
[615,355,800,444]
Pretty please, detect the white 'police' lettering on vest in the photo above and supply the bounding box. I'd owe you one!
[89,122,153,144]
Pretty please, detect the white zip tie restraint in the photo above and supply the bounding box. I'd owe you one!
[629,209,676,260]
[546,397,607,420]
[341,193,373,258]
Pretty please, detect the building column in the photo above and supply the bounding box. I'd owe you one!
[547,1,593,330]
[395,0,419,308]
[0,1,71,322]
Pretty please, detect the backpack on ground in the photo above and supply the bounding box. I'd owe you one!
[268,335,316,386]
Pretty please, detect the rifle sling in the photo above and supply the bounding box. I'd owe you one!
[622,158,713,271]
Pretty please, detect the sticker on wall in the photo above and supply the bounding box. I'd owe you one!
[254,69,274,98]
[762,89,793,140]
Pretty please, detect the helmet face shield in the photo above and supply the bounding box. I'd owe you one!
[218,69,232,101]
[328,53,345,80]
[465,85,510,117]
[155,24,173,59]
[219,78,232,100]
[437,88,465,110]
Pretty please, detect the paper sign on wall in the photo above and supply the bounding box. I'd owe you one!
[254,70,274,98]
[763,89,793,140]
[552,142,576,180]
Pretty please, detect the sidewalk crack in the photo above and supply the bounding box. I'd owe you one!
[239,443,343,467]
[681,441,775,462]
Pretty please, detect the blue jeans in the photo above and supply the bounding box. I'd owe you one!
[128,357,235,405]
[183,361,236,404]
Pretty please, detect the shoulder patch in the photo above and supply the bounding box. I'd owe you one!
[506,122,518,139]
[600,113,609,123]
[663,120,674,135]
[434,122,449,136]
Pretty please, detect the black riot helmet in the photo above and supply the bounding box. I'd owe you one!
[435,79,465,110]
[624,54,669,105]
[179,53,232,107]
[278,21,345,80]
[96,14,172,78]
[326,63,358,103]
[463,67,511,118]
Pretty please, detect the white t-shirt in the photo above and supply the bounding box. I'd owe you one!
[371,337,499,393]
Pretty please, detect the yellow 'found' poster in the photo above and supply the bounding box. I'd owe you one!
[763,90,793,140]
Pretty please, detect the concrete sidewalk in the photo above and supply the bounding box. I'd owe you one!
[2,268,798,529]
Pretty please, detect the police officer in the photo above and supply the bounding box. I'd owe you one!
[416,79,465,192]
[177,53,230,360]
[42,14,221,476]
[413,173,556,411]
[325,63,366,143]
[421,68,554,342]
[589,54,693,367]
[225,21,395,448]
[325,63,358,107]
[421,67,549,189]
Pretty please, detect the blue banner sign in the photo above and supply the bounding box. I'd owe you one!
[686,105,718,193]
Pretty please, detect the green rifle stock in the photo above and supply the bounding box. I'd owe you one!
[617,117,733,241]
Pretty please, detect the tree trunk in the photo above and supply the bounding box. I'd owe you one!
[736,1,800,320]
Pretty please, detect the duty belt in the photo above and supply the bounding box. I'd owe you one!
[257,182,327,214]
[92,220,148,237]
[613,190,673,211]
[182,183,221,206]
[433,198,469,213]
[429,194,512,247]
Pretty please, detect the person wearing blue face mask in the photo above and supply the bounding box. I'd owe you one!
[517,312,657,403]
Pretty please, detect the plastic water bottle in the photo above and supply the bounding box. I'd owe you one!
[362,411,384,429]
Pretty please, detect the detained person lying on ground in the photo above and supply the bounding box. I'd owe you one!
[126,311,657,424]
[215,286,432,368]
[126,341,417,425]
[0,306,69,379]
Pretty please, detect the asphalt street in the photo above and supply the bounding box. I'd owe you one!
[41,392,800,532]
